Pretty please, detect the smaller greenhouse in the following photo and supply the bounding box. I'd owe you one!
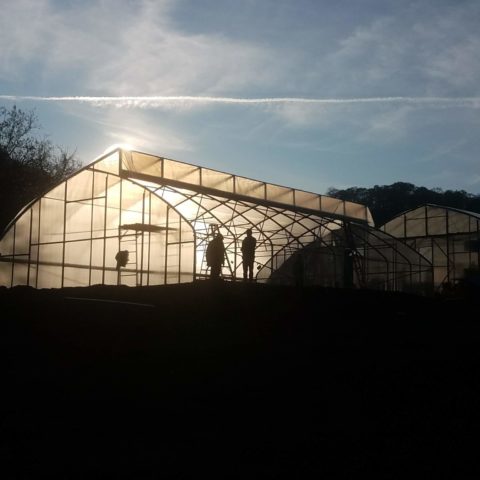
[381,204,480,289]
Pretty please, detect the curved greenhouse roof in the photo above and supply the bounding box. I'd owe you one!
[381,204,480,238]
[0,148,431,291]
[380,204,480,288]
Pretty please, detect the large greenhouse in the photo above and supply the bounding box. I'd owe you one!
[0,148,432,291]
[381,204,480,290]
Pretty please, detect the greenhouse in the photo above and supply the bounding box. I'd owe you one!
[381,204,480,290]
[0,148,432,291]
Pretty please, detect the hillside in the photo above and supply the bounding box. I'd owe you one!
[2,282,480,477]
[328,182,480,226]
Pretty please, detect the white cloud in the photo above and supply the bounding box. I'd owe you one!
[2,1,480,103]
[357,105,415,143]
[0,0,276,96]
[0,0,52,81]
[313,3,480,98]
[424,35,480,91]
[326,17,408,85]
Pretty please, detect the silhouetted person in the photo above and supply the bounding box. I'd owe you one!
[115,250,129,285]
[241,228,256,281]
[206,233,226,280]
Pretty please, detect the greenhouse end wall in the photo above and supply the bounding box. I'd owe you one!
[381,204,480,290]
[0,161,195,288]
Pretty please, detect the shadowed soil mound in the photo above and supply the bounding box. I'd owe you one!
[2,283,480,477]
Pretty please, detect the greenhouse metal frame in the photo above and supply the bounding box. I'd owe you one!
[381,204,480,289]
[0,148,432,291]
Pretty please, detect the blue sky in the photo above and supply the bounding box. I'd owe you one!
[1,0,479,194]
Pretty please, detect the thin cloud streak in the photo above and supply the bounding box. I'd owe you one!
[1,95,480,108]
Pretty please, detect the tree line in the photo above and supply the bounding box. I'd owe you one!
[327,183,480,226]
[0,105,80,232]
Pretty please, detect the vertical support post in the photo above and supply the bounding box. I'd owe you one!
[424,205,429,237]
[467,213,472,268]
[193,229,197,282]
[61,180,68,287]
[446,209,450,283]
[27,209,33,286]
[89,170,95,286]
[409,250,413,290]
[118,179,123,286]
[178,217,182,283]
[10,222,16,287]
[140,190,146,286]
[35,198,41,288]
[102,175,108,284]
[164,207,169,284]
[147,191,152,286]
[267,236,274,282]
[234,230,238,280]
[477,219,480,271]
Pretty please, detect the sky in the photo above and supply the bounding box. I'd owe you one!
[1,0,479,194]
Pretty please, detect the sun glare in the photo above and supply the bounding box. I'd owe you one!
[103,143,137,154]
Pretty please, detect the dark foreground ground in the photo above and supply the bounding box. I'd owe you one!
[2,282,480,478]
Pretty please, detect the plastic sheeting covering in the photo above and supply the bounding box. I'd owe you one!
[381,204,480,288]
[0,148,430,292]
[0,152,194,287]
[120,150,373,224]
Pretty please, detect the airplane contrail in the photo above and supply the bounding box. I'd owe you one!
[0,95,479,107]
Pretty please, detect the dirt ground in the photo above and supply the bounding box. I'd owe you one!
[2,282,480,478]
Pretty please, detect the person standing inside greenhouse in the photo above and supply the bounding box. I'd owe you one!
[241,228,256,281]
[206,233,226,280]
